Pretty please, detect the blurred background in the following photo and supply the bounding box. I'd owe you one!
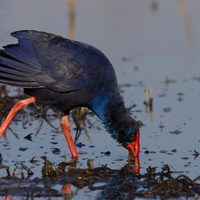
[0,0,200,181]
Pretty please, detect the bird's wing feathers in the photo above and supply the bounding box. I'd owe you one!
[0,30,90,92]
[0,49,41,87]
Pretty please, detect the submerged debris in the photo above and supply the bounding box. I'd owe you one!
[169,129,182,135]
[0,153,2,164]
[41,158,67,177]
[87,159,94,170]
[193,150,199,159]
[24,133,33,141]
[144,88,153,111]
[13,163,34,178]
[97,165,200,199]
[0,158,199,198]
[159,121,165,130]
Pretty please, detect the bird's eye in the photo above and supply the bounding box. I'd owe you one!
[130,133,136,142]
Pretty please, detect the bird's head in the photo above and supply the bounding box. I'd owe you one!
[125,130,140,157]
[116,124,140,157]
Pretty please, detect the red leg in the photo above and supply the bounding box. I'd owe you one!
[60,115,78,158]
[3,196,13,200]
[61,184,71,194]
[0,97,36,137]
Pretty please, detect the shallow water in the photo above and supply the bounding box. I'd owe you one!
[1,0,200,199]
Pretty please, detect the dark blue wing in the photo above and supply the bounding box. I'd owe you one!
[0,30,112,92]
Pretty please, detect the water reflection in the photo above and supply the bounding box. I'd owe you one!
[151,0,159,12]
[67,0,76,39]
[144,88,153,123]
[0,1,7,41]
[177,0,192,49]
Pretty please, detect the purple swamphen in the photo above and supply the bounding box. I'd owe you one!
[0,30,140,164]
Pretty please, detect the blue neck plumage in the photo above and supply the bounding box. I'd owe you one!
[90,93,137,143]
[90,95,109,124]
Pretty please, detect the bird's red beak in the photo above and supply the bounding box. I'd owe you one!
[126,130,140,157]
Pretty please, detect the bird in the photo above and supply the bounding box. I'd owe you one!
[0,30,140,160]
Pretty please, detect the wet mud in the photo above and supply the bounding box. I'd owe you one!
[1,157,200,199]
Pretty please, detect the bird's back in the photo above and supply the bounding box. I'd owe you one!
[0,30,119,111]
